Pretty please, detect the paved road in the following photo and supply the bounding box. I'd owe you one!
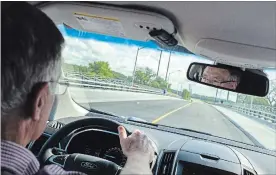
[77,99,255,145]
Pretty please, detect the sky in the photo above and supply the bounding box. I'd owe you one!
[60,26,276,100]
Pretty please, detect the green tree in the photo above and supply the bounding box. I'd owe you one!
[134,70,148,84]
[182,89,191,100]
[63,63,88,73]
[88,61,114,78]
[134,67,171,90]
[150,76,170,89]
[134,67,156,85]
[63,61,115,78]
[112,71,127,80]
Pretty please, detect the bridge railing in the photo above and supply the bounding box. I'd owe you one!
[62,71,181,98]
[235,103,276,114]
[212,102,276,124]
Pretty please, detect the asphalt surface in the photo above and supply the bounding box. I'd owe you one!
[78,99,255,145]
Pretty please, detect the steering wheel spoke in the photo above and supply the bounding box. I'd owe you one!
[47,154,68,167]
[43,148,68,167]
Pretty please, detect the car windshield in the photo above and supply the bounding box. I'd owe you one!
[59,25,276,151]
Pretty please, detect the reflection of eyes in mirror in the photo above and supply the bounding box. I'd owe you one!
[199,66,240,90]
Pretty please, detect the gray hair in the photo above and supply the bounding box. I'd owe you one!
[1,2,65,118]
[1,59,62,117]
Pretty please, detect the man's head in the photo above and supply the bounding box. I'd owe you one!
[1,2,64,145]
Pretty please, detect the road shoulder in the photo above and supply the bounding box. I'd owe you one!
[212,105,276,151]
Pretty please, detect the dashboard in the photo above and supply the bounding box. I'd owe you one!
[28,116,276,175]
[66,129,127,167]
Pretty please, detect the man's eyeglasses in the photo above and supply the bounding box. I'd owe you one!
[49,79,70,95]
[200,76,238,85]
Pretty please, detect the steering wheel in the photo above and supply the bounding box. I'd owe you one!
[38,117,130,175]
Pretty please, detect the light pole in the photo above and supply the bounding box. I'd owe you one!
[156,50,163,77]
[167,70,181,89]
[250,95,253,109]
[177,83,183,96]
[165,51,172,82]
[131,47,145,86]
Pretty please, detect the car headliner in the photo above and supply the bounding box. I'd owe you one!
[30,1,276,69]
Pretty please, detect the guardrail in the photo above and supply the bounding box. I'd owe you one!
[235,103,276,114]
[64,71,164,92]
[62,72,181,98]
[64,77,164,94]
[65,72,132,86]
[213,102,276,124]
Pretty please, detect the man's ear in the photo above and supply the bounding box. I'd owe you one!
[31,83,50,121]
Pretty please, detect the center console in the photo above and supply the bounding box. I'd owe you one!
[156,139,256,175]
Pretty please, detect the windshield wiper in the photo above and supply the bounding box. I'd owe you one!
[126,119,213,136]
[87,108,120,118]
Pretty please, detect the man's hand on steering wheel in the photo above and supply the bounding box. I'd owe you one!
[118,126,154,175]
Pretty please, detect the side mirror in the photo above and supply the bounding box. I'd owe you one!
[187,62,269,97]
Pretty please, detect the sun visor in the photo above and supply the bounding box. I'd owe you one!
[195,39,276,69]
[39,2,175,42]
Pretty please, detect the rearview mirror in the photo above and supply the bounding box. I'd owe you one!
[187,62,269,97]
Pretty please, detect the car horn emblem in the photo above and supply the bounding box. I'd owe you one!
[80,162,98,170]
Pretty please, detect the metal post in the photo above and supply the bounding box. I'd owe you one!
[180,84,183,97]
[227,91,229,101]
[166,72,171,89]
[165,51,172,81]
[250,96,253,109]
[156,50,163,77]
[131,48,140,86]
[215,88,218,103]
[189,84,192,94]
[166,70,181,90]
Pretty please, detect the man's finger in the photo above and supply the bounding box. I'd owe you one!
[133,129,141,136]
[118,126,127,141]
